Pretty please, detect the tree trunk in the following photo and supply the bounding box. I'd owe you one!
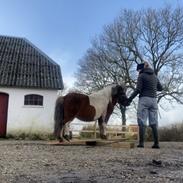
[120,104,126,138]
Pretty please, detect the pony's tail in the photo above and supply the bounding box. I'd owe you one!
[54,97,64,139]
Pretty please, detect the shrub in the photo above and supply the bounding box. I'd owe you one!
[146,122,183,142]
[159,122,183,141]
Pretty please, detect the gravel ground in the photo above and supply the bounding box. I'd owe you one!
[0,140,183,183]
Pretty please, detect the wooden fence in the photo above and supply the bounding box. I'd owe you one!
[70,122,138,140]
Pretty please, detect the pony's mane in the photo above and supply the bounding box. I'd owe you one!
[90,84,116,98]
[66,83,125,97]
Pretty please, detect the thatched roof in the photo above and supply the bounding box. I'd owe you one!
[0,35,64,89]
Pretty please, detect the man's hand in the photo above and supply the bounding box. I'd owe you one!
[124,97,133,106]
[118,95,133,106]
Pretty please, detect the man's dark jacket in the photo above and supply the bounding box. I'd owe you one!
[130,68,163,100]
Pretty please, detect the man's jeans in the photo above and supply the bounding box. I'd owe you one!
[137,97,158,126]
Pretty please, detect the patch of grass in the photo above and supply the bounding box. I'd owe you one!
[6,132,56,140]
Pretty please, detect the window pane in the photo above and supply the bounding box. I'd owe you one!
[24,94,43,106]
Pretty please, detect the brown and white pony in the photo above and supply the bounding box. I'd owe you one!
[54,84,127,142]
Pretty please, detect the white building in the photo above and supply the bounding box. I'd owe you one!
[0,35,64,137]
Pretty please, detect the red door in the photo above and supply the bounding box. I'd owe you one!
[0,93,9,137]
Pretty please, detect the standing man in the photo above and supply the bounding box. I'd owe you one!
[126,62,163,148]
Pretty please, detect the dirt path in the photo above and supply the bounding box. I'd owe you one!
[0,140,183,183]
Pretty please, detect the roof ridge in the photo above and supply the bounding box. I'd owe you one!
[0,35,64,89]
[0,35,59,66]
[0,34,25,40]
[23,38,58,65]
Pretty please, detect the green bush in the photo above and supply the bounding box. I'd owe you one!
[159,123,183,141]
[146,122,183,142]
[146,127,153,141]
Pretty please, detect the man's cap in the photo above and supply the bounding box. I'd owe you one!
[136,63,145,71]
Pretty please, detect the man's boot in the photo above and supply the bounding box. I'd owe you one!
[137,125,145,148]
[151,124,160,149]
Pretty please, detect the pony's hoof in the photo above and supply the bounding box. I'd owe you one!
[58,138,64,143]
[63,135,70,142]
[100,134,107,140]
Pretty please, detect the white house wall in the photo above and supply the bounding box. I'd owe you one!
[0,87,59,134]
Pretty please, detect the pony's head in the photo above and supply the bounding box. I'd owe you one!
[111,84,128,106]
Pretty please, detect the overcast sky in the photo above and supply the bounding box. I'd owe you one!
[0,0,183,126]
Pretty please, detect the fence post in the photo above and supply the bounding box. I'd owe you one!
[121,125,126,138]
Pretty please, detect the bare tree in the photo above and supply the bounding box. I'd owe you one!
[75,5,183,125]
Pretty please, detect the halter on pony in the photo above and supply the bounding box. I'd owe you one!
[54,84,127,142]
